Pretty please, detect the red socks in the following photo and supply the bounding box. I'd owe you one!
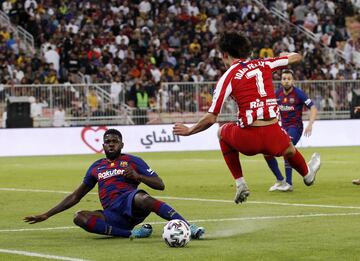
[219,139,243,179]
[285,149,308,177]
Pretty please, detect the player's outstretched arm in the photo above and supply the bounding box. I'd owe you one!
[24,183,92,224]
[304,105,318,137]
[279,52,303,64]
[173,113,218,136]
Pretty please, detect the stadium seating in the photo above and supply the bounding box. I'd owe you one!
[0,0,359,126]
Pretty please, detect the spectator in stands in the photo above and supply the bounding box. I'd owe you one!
[321,92,335,111]
[104,103,116,116]
[52,105,67,127]
[110,75,123,105]
[0,0,358,129]
[259,42,274,58]
[294,0,308,25]
[92,105,104,117]
[87,89,99,113]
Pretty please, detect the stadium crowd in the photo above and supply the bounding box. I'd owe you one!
[0,0,359,120]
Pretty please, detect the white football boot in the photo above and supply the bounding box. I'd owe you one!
[277,182,293,192]
[269,180,286,192]
[234,180,250,204]
[304,153,321,186]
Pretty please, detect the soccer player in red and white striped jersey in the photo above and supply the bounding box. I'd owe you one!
[173,32,321,204]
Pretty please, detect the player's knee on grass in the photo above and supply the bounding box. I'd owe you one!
[73,210,104,227]
[73,210,88,227]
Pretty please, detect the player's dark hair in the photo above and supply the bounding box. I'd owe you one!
[104,129,122,140]
[218,32,252,59]
[282,69,294,76]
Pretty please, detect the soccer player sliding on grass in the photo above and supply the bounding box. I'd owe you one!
[173,32,321,204]
[24,129,205,239]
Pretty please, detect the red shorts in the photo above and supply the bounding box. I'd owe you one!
[220,122,291,156]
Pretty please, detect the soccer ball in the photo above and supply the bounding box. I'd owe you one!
[162,219,191,247]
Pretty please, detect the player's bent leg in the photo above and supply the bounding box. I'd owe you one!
[303,153,321,186]
[133,192,205,239]
[264,155,285,191]
[73,210,133,238]
[283,144,321,186]
[73,210,105,228]
[283,143,307,176]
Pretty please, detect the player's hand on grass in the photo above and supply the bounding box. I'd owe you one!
[24,214,48,224]
[173,123,190,136]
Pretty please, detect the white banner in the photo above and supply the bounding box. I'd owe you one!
[297,120,360,147]
[0,124,220,157]
[0,120,359,157]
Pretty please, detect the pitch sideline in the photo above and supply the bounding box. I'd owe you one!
[2,212,360,233]
[0,248,91,261]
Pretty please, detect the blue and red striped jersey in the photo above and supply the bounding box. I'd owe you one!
[83,154,157,209]
[276,86,314,129]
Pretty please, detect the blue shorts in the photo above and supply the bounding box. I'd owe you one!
[284,126,302,145]
[103,189,148,230]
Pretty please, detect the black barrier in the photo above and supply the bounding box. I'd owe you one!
[6,97,33,128]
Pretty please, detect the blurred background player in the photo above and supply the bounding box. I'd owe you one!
[173,32,321,204]
[266,69,318,192]
[24,129,205,239]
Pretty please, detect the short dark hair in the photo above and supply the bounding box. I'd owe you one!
[104,129,122,140]
[218,32,252,59]
[281,69,294,76]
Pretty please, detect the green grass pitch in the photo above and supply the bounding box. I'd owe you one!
[0,147,360,261]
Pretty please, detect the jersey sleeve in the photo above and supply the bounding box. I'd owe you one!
[264,56,289,72]
[130,156,158,177]
[83,162,98,189]
[297,88,314,109]
[208,65,236,114]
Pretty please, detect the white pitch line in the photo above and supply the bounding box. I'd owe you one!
[2,212,360,233]
[0,248,91,261]
[2,187,360,210]
[0,226,77,232]
[0,187,97,195]
[156,196,360,210]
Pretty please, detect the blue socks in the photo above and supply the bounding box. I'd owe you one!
[285,160,293,185]
[153,200,189,225]
[265,156,284,181]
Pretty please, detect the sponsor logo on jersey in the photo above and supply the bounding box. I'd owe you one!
[250,99,264,109]
[278,105,295,111]
[266,99,277,106]
[98,169,124,180]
